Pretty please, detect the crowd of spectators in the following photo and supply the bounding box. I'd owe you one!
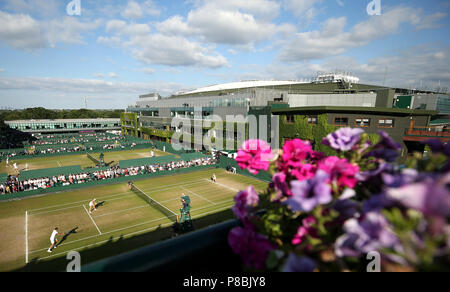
[31,135,125,146]
[1,157,216,195]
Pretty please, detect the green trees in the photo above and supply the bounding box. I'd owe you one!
[0,108,123,122]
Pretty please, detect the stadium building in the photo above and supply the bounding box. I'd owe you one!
[123,73,450,156]
[5,118,121,133]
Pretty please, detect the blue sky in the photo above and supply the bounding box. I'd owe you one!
[0,0,449,109]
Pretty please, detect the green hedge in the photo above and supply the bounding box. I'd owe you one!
[19,165,83,180]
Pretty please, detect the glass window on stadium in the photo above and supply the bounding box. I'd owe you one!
[355,118,371,127]
[334,117,349,127]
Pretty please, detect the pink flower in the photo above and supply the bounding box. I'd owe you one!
[292,216,317,245]
[232,186,260,220]
[291,163,317,181]
[235,140,272,175]
[318,156,360,189]
[281,139,314,169]
[271,172,293,200]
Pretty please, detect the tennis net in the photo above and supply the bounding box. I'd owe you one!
[131,184,178,222]
[87,153,100,165]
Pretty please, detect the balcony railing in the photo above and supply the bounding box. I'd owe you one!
[81,219,241,272]
[405,127,450,138]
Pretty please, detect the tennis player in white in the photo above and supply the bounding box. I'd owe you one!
[48,227,64,253]
[89,198,97,213]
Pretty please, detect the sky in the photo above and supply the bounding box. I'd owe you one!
[0,0,449,109]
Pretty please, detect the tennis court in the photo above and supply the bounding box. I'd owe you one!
[0,148,168,174]
[0,168,268,271]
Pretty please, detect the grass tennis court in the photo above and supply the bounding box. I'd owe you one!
[0,148,168,175]
[0,168,268,272]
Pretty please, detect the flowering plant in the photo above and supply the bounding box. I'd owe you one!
[229,128,450,272]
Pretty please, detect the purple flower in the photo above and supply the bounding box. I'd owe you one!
[335,212,401,258]
[282,254,317,272]
[364,131,402,162]
[423,139,450,156]
[228,226,276,270]
[235,140,272,175]
[381,168,419,188]
[271,172,292,200]
[334,199,360,220]
[322,128,365,152]
[356,162,395,184]
[362,193,394,213]
[386,174,450,218]
[232,186,260,220]
[284,170,332,212]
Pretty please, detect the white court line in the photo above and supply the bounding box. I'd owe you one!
[29,198,233,255]
[203,178,239,193]
[83,205,102,235]
[93,196,181,219]
[181,186,216,205]
[57,161,62,167]
[30,194,137,216]
[25,211,28,264]
[36,203,235,262]
[28,179,206,213]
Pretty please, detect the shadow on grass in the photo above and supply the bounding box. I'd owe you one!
[58,227,79,246]
[13,209,240,272]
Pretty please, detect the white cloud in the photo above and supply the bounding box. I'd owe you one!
[99,20,229,69]
[0,11,102,50]
[122,1,144,19]
[121,0,160,19]
[415,12,448,30]
[2,0,62,18]
[278,6,446,62]
[44,17,102,47]
[136,68,155,74]
[236,46,450,90]
[0,11,46,49]
[155,0,291,46]
[106,20,150,36]
[0,76,185,97]
[109,72,119,78]
[284,0,322,21]
[130,33,229,68]
[0,68,4,73]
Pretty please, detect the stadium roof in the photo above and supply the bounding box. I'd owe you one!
[175,80,309,96]
[5,118,120,123]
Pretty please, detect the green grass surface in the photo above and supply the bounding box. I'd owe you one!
[0,148,168,175]
[0,168,268,272]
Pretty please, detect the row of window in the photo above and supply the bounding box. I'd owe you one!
[9,123,120,131]
[286,115,395,128]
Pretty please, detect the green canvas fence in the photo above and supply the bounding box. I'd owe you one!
[179,152,209,161]
[118,155,180,168]
[0,173,8,182]
[0,165,214,201]
[19,165,83,180]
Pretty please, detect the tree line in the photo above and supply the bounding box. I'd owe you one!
[0,108,123,122]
